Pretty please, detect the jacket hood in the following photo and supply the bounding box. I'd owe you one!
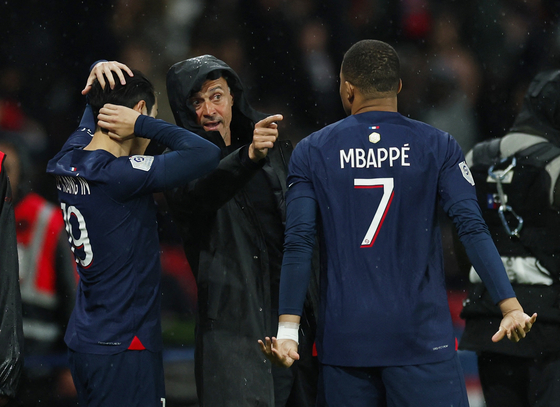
[509,70,560,147]
[166,55,267,145]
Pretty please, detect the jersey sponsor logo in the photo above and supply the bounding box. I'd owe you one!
[459,161,475,186]
[340,144,411,169]
[129,155,154,171]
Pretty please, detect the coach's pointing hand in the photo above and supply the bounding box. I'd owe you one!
[249,114,283,162]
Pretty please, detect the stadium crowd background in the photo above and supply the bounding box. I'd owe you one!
[2,0,560,405]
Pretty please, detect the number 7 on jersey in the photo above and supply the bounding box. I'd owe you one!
[354,178,394,247]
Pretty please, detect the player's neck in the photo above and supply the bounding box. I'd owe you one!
[352,96,398,115]
[84,129,134,157]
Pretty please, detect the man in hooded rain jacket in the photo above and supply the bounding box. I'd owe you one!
[165,55,319,407]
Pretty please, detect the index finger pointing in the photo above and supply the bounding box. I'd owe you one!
[256,114,284,128]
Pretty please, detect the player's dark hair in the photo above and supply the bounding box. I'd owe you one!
[88,70,156,122]
[341,40,400,96]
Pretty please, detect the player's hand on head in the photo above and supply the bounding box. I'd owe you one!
[97,104,140,141]
[492,311,537,343]
[258,336,299,368]
[82,61,134,95]
[249,114,283,162]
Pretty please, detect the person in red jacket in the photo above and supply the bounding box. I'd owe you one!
[0,135,77,407]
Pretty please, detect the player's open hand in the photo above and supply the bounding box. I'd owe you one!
[492,311,537,343]
[249,114,283,162]
[97,104,140,141]
[258,336,299,368]
[82,61,134,95]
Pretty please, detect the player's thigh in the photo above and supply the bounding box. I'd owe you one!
[68,349,165,407]
[320,364,386,407]
[383,354,469,407]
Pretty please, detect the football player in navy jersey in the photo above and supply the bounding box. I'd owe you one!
[260,40,537,406]
[47,61,220,407]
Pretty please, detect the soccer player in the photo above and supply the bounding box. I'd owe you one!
[260,40,537,406]
[47,61,220,407]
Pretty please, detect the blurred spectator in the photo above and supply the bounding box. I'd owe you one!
[0,67,48,158]
[0,135,78,407]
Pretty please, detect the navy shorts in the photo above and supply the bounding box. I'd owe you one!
[68,349,166,407]
[319,353,469,407]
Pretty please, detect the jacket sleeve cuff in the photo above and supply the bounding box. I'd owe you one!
[239,145,265,169]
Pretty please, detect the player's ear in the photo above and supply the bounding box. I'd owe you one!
[397,79,403,94]
[134,100,147,115]
[344,81,355,104]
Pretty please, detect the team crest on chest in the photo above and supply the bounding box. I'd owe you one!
[368,126,381,144]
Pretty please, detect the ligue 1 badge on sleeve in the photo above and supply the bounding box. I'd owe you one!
[129,155,154,171]
[368,126,380,144]
[459,161,475,186]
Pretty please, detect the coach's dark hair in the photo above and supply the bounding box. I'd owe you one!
[341,40,400,96]
[88,70,156,122]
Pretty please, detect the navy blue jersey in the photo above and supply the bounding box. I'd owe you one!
[284,111,478,367]
[47,111,220,354]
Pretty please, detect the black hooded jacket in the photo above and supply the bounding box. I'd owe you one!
[165,55,318,406]
[0,152,24,401]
